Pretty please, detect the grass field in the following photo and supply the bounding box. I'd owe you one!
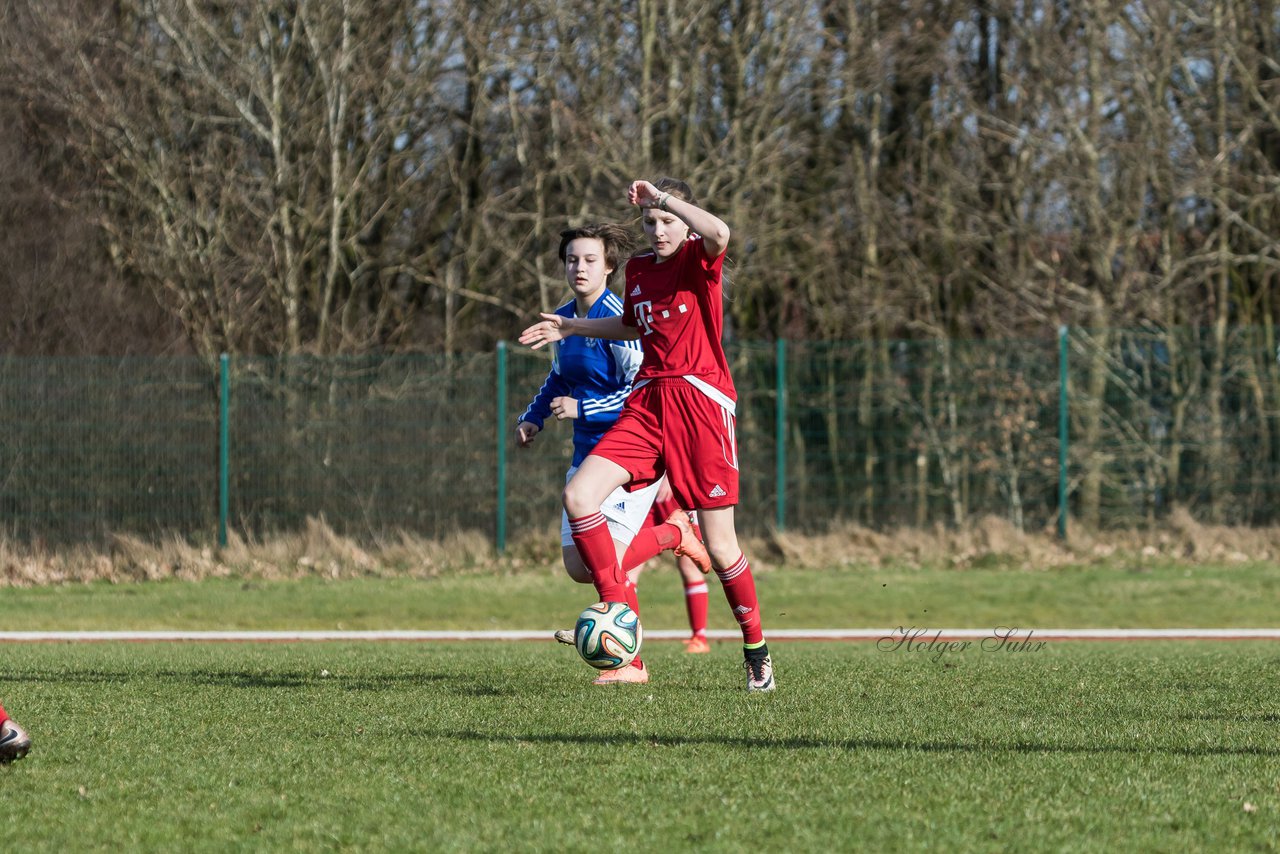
[1,563,1278,851]
[2,641,1278,852]
[1,560,1278,631]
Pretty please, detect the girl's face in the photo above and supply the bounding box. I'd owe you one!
[563,237,612,300]
[643,208,690,260]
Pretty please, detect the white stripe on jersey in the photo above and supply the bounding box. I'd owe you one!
[581,387,631,417]
[611,341,643,385]
[683,375,737,416]
[599,291,626,313]
[721,407,739,471]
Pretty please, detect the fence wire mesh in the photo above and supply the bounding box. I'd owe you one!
[1,329,1277,545]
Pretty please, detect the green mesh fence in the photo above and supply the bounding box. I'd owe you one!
[0,356,216,541]
[767,338,1062,533]
[225,350,577,542]
[1070,326,1280,528]
[1,329,1278,546]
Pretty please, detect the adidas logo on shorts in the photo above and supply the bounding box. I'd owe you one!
[709,484,727,498]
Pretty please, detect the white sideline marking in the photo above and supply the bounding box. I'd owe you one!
[0,628,1277,643]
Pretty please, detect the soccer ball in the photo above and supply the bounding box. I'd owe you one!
[574,601,642,670]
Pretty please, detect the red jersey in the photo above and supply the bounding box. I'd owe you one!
[622,236,736,403]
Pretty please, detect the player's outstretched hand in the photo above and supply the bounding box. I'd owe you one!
[627,180,661,208]
[519,313,568,350]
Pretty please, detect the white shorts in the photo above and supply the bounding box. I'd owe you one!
[559,466,665,548]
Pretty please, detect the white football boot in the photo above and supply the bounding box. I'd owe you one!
[0,718,31,763]
[744,651,776,693]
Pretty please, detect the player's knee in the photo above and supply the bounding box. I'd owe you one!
[562,481,597,518]
[703,536,741,571]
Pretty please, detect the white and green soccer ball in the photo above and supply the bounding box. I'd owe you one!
[574,601,642,670]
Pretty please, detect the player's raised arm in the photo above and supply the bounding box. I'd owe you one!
[628,179,730,258]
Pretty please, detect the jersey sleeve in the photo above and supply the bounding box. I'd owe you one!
[519,361,570,429]
[692,236,725,286]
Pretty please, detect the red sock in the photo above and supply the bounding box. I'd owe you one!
[715,553,763,645]
[623,580,644,669]
[620,521,679,571]
[0,703,7,724]
[683,578,709,638]
[622,579,641,618]
[568,512,626,602]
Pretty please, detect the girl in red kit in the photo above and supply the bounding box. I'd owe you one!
[516,223,711,685]
[520,178,774,692]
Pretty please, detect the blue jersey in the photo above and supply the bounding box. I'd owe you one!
[519,290,643,466]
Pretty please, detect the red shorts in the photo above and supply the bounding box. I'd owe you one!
[592,379,739,510]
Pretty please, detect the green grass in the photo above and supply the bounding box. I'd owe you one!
[1,640,1277,852]
[0,560,1277,631]
[1,563,1278,850]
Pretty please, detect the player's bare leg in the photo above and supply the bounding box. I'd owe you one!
[674,554,711,652]
[701,506,775,692]
[564,461,650,676]
[554,534,633,648]
[563,457,631,598]
[562,455,630,520]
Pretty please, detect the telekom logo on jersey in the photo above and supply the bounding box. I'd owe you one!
[633,300,656,335]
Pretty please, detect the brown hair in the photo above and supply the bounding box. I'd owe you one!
[652,177,695,207]
[557,223,636,285]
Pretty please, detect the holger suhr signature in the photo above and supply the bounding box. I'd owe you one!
[876,626,1048,662]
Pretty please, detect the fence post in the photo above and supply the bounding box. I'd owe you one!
[218,353,230,547]
[1057,326,1069,540]
[775,338,787,531]
[496,341,508,552]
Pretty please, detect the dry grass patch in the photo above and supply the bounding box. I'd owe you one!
[1,508,1278,587]
[746,508,1280,572]
[0,516,565,587]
